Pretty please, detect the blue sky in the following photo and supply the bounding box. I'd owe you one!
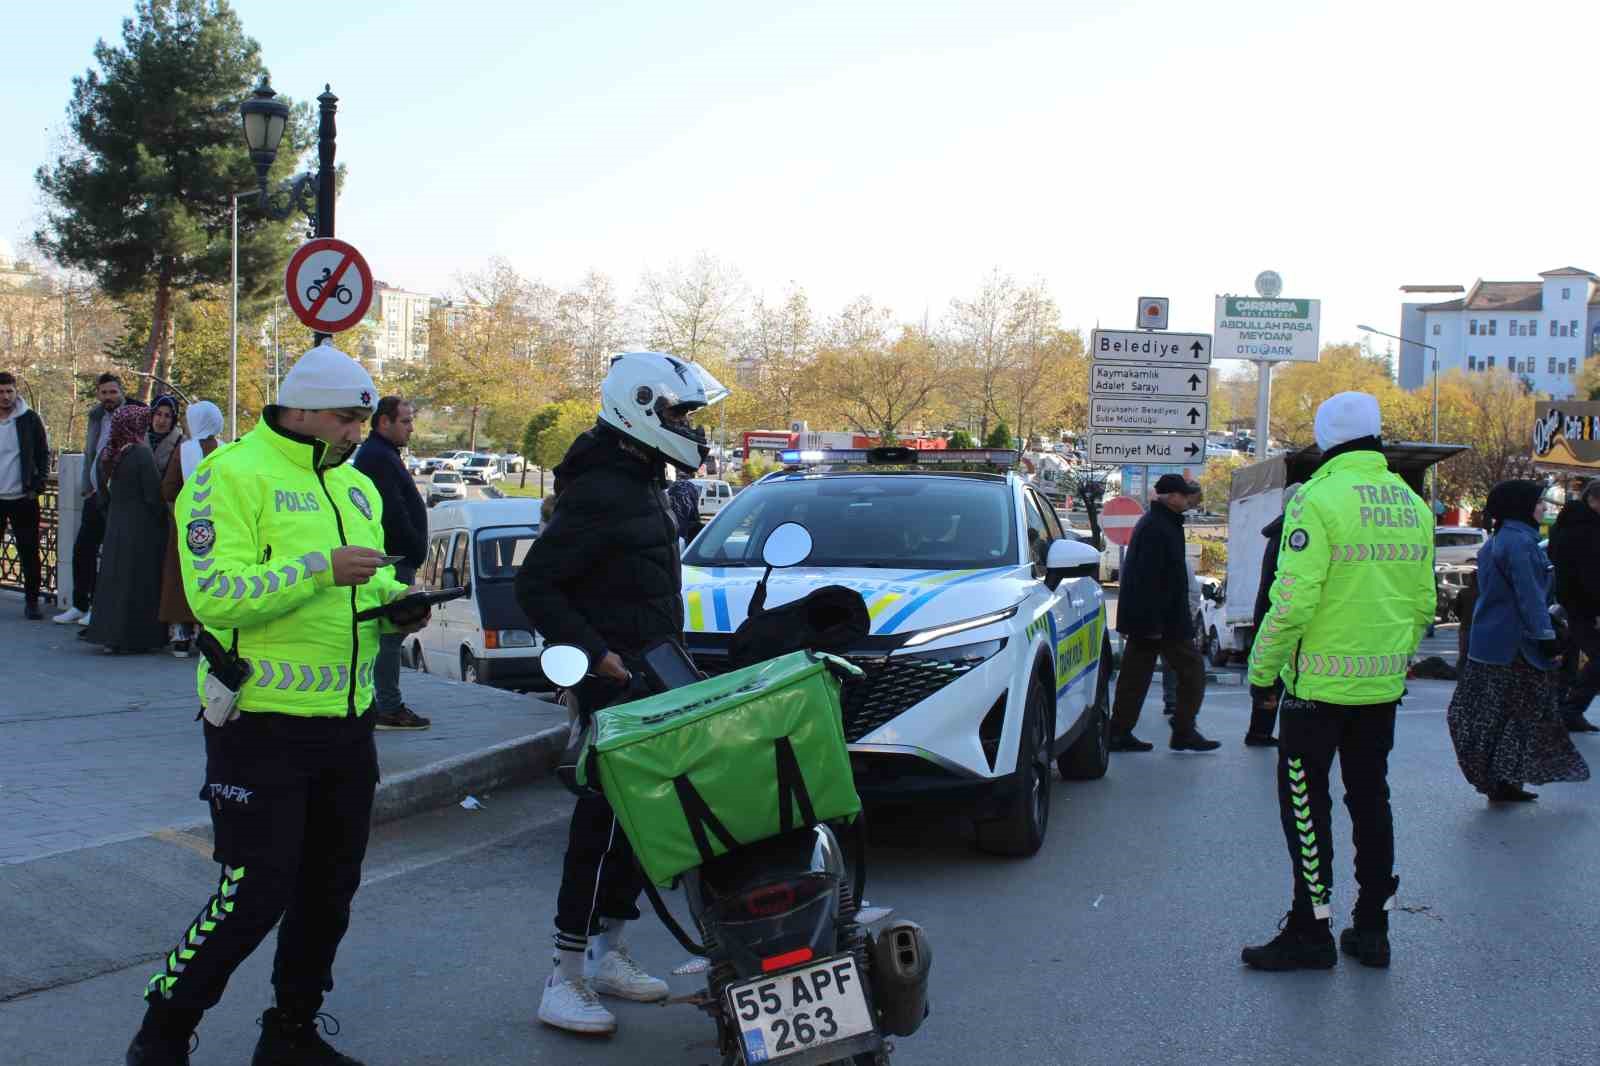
[4,0,1597,361]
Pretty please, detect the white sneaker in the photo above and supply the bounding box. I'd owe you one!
[79,611,92,627]
[588,946,671,1002]
[538,974,617,1034]
[53,607,84,625]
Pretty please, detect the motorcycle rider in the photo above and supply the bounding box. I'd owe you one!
[514,351,728,1035]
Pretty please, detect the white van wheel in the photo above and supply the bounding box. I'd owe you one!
[414,645,428,674]
[462,650,480,685]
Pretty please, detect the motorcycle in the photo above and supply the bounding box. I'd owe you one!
[541,522,931,1065]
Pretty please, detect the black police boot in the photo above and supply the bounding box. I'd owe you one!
[1241,909,1337,971]
[126,1004,201,1066]
[251,1005,366,1066]
[1342,876,1396,968]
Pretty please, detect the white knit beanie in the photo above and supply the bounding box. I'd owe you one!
[278,341,377,411]
[1313,391,1382,451]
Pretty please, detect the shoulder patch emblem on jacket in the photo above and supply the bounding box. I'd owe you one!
[348,486,373,520]
[1288,529,1309,551]
[186,518,216,556]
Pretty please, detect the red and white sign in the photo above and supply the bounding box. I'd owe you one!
[1100,495,1145,547]
[284,238,374,334]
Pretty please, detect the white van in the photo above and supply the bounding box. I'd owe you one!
[690,478,734,518]
[408,499,548,690]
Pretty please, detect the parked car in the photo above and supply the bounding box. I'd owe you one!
[461,454,504,484]
[1435,526,1488,567]
[409,499,547,689]
[500,452,525,473]
[403,454,424,476]
[427,470,467,506]
[689,477,734,519]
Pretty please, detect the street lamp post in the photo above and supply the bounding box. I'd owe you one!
[1359,323,1440,510]
[233,76,341,436]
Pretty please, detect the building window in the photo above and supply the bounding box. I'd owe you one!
[1550,357,1559,375]
[1572,319,1580,336]
[1487,356,1496,369]
[1563,287,1572,300]
[1468,355,1477,371]
[1551,320,1559,337]
[1469,320,1478,335]
[1488,319,1497,335]
[1570,357,1579,374]
[1432,322,1441,336]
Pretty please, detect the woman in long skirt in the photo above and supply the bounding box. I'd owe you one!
[1447,479,1589,801]
[82,405,169,654]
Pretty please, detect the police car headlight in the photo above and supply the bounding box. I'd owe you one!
[898,605,1020,649]
[900,637,1006,664]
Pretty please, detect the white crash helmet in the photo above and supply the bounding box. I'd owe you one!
[598,351,729,473]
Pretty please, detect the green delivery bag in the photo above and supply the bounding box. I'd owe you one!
[591,650,863,886]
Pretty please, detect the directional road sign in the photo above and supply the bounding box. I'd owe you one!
[1100,495,1144,547]
[1091,329,1211,366]
[1091,398,1209,432]
[1087,431,1206,465]
[285,238,374,334]
[1091,362,1210,402]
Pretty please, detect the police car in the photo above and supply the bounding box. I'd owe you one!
[680,447,1113,857]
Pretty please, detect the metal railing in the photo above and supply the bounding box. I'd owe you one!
[0,477,59,603]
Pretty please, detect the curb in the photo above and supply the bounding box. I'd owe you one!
[169,724,569,843]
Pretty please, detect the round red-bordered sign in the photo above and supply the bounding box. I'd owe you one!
[1100,495,1145,547]
[284,238,374,334]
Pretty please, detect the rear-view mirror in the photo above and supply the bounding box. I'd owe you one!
[540,644,589,688]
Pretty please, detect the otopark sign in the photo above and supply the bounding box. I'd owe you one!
[1213,296,1321,362]
[284,237,374,334]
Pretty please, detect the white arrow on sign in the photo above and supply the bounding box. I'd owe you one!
[1087,431,1207,464]
[1092,329,1211,366]
[1091,398,1209,432]
[1091,363,1210,401]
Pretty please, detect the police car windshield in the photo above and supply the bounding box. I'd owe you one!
[684,475,1017,570]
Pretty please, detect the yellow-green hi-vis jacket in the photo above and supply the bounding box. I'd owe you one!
[176,416,408,718]
[1248,449,1436,705]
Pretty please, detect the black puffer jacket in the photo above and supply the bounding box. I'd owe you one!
[1115,502,1191,640]
[1252,515,1284,631]
[514,424,682,664]
[1547,499,1600,619]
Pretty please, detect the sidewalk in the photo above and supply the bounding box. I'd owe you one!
[0,591,568,865]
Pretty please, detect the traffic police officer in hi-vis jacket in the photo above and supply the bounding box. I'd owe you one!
[126,343,431,1066]
[1241,391,1434,973]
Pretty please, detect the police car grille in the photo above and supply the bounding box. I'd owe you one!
[687,651,978,743]
[841,658,978,741]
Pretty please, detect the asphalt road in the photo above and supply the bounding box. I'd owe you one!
[4,681,1596,1066]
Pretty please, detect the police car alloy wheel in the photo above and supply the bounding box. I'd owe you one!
[975,673,1052,857]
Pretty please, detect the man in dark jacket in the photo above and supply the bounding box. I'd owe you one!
[55,372,131,623]
[354,396,431,731]
[1547,479,1600,732]
[1110,474,1220,752]
[515,351,727,1036]
[0,371,50,618]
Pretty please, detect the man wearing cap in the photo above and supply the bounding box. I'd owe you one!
[1109,473,1220,752]
[1242,391,1434,972]
[126,343,430,1066]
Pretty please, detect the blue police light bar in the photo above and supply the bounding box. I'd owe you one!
[778,447,1019,469]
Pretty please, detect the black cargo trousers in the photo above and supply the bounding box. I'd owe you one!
[1276,695,1399,922]
[143,711,379,1015]
[553,673,647,951]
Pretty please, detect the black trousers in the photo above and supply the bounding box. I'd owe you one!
[1276,696,1398,920]
[1558,615,1600,720]
[71,493,106,611]
[0,495,42,601]
[144,713,379,1012]
[1112,635,1204,734]
[554,676,645,948]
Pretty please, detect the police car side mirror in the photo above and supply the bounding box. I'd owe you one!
[1045,539,1101,589]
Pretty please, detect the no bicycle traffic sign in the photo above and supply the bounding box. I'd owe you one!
[284,238,374,334]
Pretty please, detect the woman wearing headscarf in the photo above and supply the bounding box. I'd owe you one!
[148,394,184,476]
[158,400,224,655]
[1447,479,1590,802]
[82,404,169,654]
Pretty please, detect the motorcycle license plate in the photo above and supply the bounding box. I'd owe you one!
[726,955,874,1063]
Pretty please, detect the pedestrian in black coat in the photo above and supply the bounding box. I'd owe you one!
[1246,511,1287,746]
[1109,474,1219,752]
[1547,482,1600,731]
